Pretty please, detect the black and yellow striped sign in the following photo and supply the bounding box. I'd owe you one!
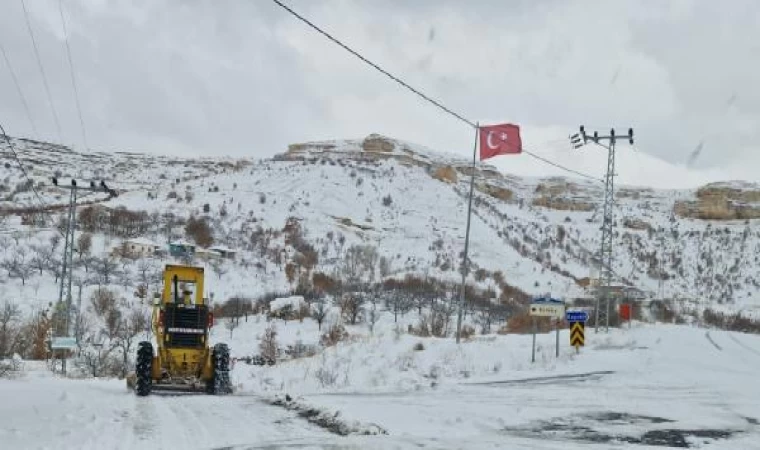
[570,321,585,347]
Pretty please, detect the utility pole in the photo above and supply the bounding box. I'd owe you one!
[50,178,117,373]
[570,126,634,333]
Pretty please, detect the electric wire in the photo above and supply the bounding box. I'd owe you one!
[58,0,89,151]
[20,0,63,143]
[271,0,602,183]
[0,42,38,137]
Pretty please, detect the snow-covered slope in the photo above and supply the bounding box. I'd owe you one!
[2,134,760,315]
[0,136,247,211]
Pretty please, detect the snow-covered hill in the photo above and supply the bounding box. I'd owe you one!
[2,133,760,316]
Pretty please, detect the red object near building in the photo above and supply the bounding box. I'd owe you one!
[619,303,632,321]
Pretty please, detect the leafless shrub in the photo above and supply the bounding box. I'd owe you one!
[259,325,279,364]
[319,324,348,347]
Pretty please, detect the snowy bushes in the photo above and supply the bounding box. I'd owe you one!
[259,325,279,364]
[0,354,23,378]
[459,325,475,340]
[90,288,117,317]
[703,309,760,333]
[314,364,339,387]
[185,216,214,247]
[284,340,318,360]
[410,307,452,338]
[339,293,365,325]
[320,324,348,347]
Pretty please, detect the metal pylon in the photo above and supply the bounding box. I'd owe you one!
[571,127,634,333]
[597,139,616,333]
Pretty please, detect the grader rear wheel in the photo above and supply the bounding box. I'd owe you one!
[210,343,232,395]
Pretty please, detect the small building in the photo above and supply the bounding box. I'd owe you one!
[113,238,161,258]
[195,248,221,260]
[209,245,237,260]
[169,241,196,258]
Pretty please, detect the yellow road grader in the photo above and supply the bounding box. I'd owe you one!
[127,264,231,396]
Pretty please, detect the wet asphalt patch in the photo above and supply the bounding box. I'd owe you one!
[504,411,741,448]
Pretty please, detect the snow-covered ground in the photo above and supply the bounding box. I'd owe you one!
[3,321,760,449]
[1,134,760,449]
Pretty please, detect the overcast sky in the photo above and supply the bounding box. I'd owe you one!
[0,0,758,188]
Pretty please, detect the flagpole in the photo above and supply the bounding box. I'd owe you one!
[456,123,479,344]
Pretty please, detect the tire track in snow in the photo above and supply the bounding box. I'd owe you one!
[705,331,722,351]
[727,333,760,357]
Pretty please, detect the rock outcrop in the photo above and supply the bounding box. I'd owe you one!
[674,182,760,220]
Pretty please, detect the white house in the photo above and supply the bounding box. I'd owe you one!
[115,238,161,258]
[209,245,237,260]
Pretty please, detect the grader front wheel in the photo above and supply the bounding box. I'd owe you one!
[135,341,153,397]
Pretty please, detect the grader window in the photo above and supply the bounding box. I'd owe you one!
[170,275,198,305]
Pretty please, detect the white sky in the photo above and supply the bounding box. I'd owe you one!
[0,0,758,188]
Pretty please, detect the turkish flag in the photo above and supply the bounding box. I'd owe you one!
[479,123,522,160]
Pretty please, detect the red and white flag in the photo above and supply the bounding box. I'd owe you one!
[479,123,522,160]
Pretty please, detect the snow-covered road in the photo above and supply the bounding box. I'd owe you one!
[3,325,760,449]
[0,368,337,450]
[296,326,760,449]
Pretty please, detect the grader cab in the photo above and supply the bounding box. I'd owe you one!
[128,264,231,396]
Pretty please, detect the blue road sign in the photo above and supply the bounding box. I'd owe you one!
[566,311,589,322]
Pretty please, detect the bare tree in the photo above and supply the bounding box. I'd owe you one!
[118,268,133,291]
[104,308,122,340]
[73,313,91,350]
[136,259,156,295]
[47,258,62,284]
[93,257,120,285]
[312,299,328,331]
[340,292,366,325]
[78,344,113,378]
[49,234,62,251]
[23,308,52,360]
[0,301,21,358]
[379,256,391,279]
[209,259,228,279]
[78,255,94,274]
[368,303,379,334]
[342,246,363,283]
[30,250,48,276]
[343,245,379,284]
[91,288,117,318]
[475,305,495,335]
[258,325,278,364]
[113,308,149,377]
[30,244,54,276]
[384,289,411,323]
[224,316,238,338]
[2,250,33,285]
[77,233,92,259]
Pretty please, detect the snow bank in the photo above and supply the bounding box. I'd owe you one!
[232,318,593,396]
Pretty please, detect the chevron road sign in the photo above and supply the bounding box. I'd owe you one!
[570,322,585,348]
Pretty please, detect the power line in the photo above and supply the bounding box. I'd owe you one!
[0,42,38,137]
[0,123,56,230]
[58,0,88,151]
[522,149,602,183]
[271,0,601,183]
[270,0,476,129]
[20,0,63,144]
